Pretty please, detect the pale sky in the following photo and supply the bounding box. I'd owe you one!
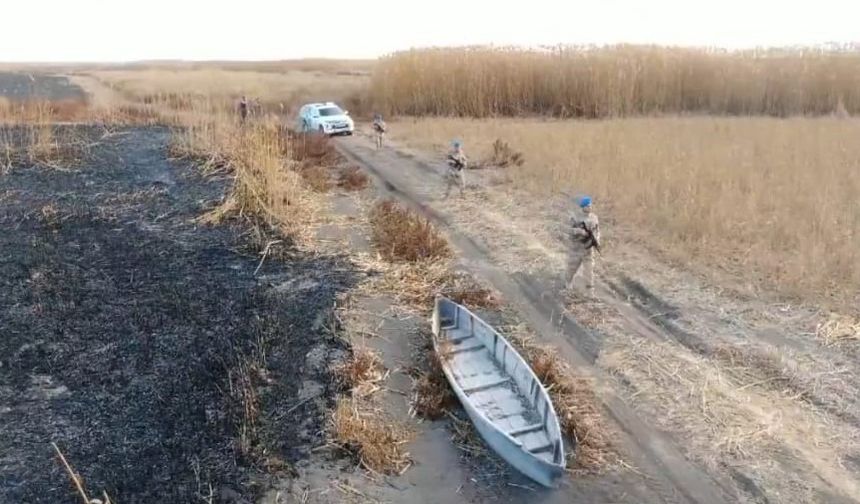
[1,0,858,62]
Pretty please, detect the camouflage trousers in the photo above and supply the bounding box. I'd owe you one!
[566,247,595,291]
[444,168,465,198]
[374,131,385,149]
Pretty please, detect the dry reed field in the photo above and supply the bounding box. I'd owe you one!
[371,46,860,118]
[88,65,370,114]
[388,116,860,309]
[172,116,326,246]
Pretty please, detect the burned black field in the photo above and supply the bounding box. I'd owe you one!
[0,127,356,503]
[0,73,84,103]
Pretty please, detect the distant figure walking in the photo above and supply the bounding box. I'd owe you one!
[444,140,467,198]
[372,113,387,149]
[566,195,601,297]
[238,95,248,123]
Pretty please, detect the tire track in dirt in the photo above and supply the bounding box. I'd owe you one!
[335,137,739,504]
[601,276,860,502]
[606,273,860,428]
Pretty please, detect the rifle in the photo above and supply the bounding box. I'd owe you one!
[447,151,467,170]
[577,221,601,253]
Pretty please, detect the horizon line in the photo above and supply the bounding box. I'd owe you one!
[2,40,859,66]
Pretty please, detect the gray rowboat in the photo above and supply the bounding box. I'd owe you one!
[431,296,566,488]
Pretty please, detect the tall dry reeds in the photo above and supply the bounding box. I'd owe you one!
[0,101,92,169]
[92,67,370,117]
[173,115,319,244]
[370,46,860,118]
[0,97,90,124]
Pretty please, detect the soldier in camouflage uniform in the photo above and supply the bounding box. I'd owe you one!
[238,95,248,123]
[372,113,387,149]
[566,195,600,296]
[444,140,467,198]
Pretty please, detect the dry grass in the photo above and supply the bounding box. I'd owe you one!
[52,443,114,504]
[480,138,524,169]
[0,117,93,171]
[816,313,860,346]
[0,97,90,123]
[298,164,331,193]
[24,126,93,170]
[1,140,12,174]
[288,131,341,166]
[328,300,412,477]
[227,355,265,460]
[372,46,860,118]
[509,333,617,473]
[446,411,510,472]
[443,279,502,309]
[330,398,412,474]
[360,256,502,314]
[409,345,457,420]
[389,116,860,309]
[174,118,322,246]
[333,346,386,399]
[600,335,860,500]
[711,344,807,399]
[368,200,452,263]
[602,337,777,461]
[337,166,370,191]
[39,203,60,229]
[286,132,342,193]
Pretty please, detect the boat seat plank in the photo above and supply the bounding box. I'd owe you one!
[508,423,545,437]
[520,431,552,452]
[492,412,531,433]
[446,341,485,355]
[469,383,519,404]
[445,327,474,344]
[527,439,555,454]
[533,450,555,464]
[462,376,511,394]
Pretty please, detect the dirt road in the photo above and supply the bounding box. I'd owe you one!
[333,131,860,503]
[0,126,357,503]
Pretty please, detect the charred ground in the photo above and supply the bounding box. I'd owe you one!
[0,126,357,503]
[0,72,84,102]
